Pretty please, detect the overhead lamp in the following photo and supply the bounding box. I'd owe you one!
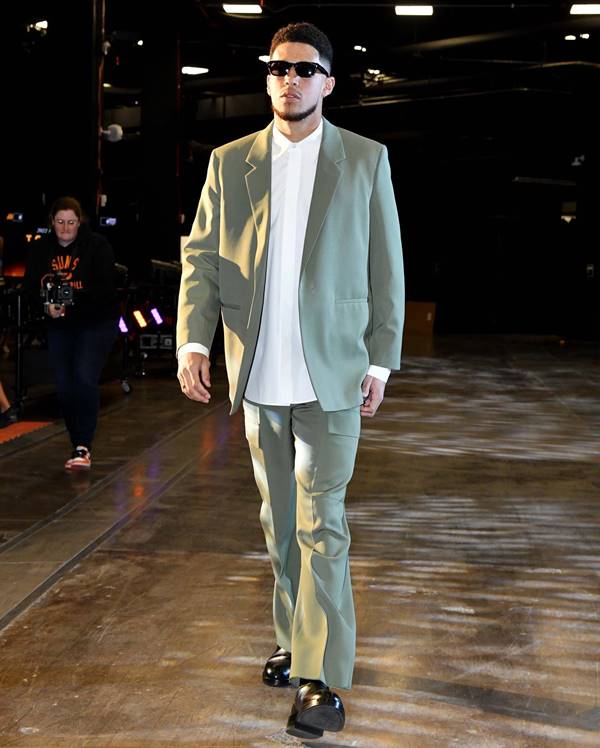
[223,3,262,13]
[182,66,209,75]
[258,54,270,62]
[354,45,367,52]
[368,68,381,75]
[101,123,123,142]
[565,34,577,39]
[103,82,112,88]
[581,32,591,37]
[27,19,48,34]
[570,4,600,12]
[137,39,144,46]
[395,5,434,15]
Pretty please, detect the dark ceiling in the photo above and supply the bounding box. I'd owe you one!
[100,1,600,103]
[94,0,600,160]
[7,0,598,197]
[9,0,600,145]
[7,1,598,227]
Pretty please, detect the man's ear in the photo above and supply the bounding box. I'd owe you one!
[322,75,335,98]
[266,75,271,96]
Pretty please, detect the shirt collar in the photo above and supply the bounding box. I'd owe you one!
[272,119,323,154]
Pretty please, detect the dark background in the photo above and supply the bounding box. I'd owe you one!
[2,1,598,337]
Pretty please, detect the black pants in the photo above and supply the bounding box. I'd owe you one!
[47,319,118,450]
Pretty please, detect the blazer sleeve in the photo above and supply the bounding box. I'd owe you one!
[366,145,405,370]
[177,149,222,351]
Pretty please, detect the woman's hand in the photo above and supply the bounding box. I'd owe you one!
[47,304,66,319]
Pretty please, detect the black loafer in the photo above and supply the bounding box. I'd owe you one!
[286,680,345,739]
[262,646,292,687]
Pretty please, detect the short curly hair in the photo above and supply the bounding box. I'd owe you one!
[270,22,333,73]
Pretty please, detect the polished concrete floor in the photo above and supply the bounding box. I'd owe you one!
[0,335,599,747]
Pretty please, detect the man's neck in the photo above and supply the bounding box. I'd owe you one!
[274,114,322,143]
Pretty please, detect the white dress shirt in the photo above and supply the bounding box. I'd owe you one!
[178,119,390,404]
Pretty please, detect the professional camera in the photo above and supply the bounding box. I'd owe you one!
[41,271,74,312]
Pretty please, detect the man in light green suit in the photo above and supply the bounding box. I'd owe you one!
[177,21,404,739]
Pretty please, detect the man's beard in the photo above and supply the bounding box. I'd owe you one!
[272,100,318,122]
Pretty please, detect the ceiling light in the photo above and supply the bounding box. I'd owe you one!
[137,39,144,46]
[367,69,381,75]
[354,45,367,52]
[182,66,209,75]
[258,54,270,62]
[395,5,434,15]
[580,32,591,38]
[565,34,577,40]
[570,4,600,13]
[27,19,48,33]
[223,3,262,13]
[103,82,112,88]
[101,124,123,142]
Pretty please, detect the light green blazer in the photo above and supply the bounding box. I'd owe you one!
[177,117,405,414]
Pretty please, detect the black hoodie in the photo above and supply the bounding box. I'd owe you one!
[25,224,119,327]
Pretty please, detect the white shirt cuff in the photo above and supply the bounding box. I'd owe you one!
[367,364,391,383]
[177,342,210,360]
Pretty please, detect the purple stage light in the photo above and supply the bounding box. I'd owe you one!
[118,316,128,333]
[150,307,163,325]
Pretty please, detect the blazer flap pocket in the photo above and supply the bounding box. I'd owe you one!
[335,297,368,305]
[327,408,361,438]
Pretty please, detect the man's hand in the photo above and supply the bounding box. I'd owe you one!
[360,374,386,418]
[47,304,65,319]
[177,351,211,403]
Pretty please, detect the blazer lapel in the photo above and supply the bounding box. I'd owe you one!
[245,122,272,278]
[301,118,346,274]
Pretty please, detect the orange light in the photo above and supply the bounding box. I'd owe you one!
[133,310,147,328]
[3,263,27,277]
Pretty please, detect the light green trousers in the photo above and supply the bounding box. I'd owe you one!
[242,399,360,691]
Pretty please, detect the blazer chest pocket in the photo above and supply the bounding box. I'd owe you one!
[335,298,368,305]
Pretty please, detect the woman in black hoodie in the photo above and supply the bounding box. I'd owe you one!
[26,196,119,469]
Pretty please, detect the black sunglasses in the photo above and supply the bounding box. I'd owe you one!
[266,60,330,78]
